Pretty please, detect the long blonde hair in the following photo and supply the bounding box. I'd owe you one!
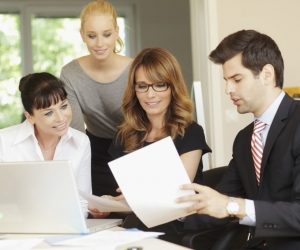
[117,48,193,152]
[80,0,123,53]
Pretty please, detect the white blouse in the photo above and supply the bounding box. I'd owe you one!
[0,120,92,216]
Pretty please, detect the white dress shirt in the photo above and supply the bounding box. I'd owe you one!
[0,120,92,216]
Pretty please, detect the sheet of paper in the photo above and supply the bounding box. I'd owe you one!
[108,136,196,228]
[79,191,131,212]
[52,230,163,250]
[0,238,43,250]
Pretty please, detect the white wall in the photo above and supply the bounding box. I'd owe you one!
[195,0,300,167]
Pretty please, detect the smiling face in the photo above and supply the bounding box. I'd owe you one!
[25,99,72,138]
[135,66,172,121]
[81,14,119,60]
[223,53,268,117]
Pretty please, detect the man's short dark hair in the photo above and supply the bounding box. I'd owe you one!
[209,29,284,88]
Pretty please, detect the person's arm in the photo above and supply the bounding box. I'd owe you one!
[180,149,202,181]
[177,122,211,181]
[76,135,92,194]
[60,69,85,132]
[74,134,91,218]
[177,183,246,219]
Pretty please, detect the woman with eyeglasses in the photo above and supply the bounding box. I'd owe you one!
[108,48,211,242]
[110,47,211,182]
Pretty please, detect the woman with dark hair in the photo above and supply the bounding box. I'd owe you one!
[0,72,92,216]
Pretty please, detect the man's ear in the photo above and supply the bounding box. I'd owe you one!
[24,111,34,125]
[261,64,276,86]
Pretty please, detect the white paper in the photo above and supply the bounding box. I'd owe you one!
[79,191,131,212]
[52,230,163,250]
[108,136,195,228]
[0,238,43,250]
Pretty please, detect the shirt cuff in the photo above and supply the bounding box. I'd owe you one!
[239,199,256,226]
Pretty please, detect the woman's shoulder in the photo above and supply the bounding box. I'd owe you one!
[115,54,133,71]
[185,121,205,133]
[0,121,30,146]
[0,123,21,137]
[61,59,80,73]
[176,121,206,144]
[68,127,89,144]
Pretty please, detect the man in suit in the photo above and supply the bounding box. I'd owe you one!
[177,29,300,249]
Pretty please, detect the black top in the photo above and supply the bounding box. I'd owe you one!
[109,121,211,183]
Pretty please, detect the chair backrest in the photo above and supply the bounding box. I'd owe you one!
[182,165,248,250]
[191,81,210,171]
[202,166,227,188]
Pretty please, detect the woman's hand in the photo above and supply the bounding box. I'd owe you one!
[113,187,125,201]
[88,208,110,218]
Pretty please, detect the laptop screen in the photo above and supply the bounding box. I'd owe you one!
[0,161,89,234]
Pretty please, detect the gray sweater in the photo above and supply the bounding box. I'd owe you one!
[60,60,130,138]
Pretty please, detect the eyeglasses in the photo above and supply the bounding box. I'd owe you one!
[134,82,169,93]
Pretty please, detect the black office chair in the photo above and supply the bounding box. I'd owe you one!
[181,166,248,250]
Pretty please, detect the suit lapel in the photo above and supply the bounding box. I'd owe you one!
[259,94,294,184]
[244,125,260,195]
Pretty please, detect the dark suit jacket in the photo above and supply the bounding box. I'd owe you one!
[214,94,300,249]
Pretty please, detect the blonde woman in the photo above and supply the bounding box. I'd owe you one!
[60,0,132,197]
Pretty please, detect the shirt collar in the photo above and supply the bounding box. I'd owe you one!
[14,120,79,148]
[13,120,36,145]
[60,128,79,148]
[256,91,285,126]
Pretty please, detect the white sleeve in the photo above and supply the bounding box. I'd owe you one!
[239,199,256,226]
[76,137,92,194]
[76,136,92,218]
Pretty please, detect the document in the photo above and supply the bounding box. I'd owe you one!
[108,136,196,228]
[79,191,131,212]
[51,230,163,250]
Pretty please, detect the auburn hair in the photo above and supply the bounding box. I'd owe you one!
[117,48,193,152]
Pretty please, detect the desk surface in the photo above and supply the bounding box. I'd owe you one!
[116,237,192,250]
[2,227,192,250]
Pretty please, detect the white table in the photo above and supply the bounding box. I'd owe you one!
[1,227,192,250]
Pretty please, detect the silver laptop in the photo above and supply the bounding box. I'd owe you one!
[0,161,122,234]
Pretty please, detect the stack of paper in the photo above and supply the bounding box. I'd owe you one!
[79,191,131,212]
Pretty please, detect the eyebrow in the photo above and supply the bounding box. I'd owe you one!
[135,81,151,85]
[223,73,242,81]
[86,28,113,33]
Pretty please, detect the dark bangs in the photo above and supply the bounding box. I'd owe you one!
[33,85,67,110]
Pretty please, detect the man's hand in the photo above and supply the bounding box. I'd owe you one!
[177,183,244,219]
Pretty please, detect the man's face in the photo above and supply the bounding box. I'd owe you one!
[222,53,266,117]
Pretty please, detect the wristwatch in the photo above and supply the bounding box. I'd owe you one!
[226,197,239,217]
